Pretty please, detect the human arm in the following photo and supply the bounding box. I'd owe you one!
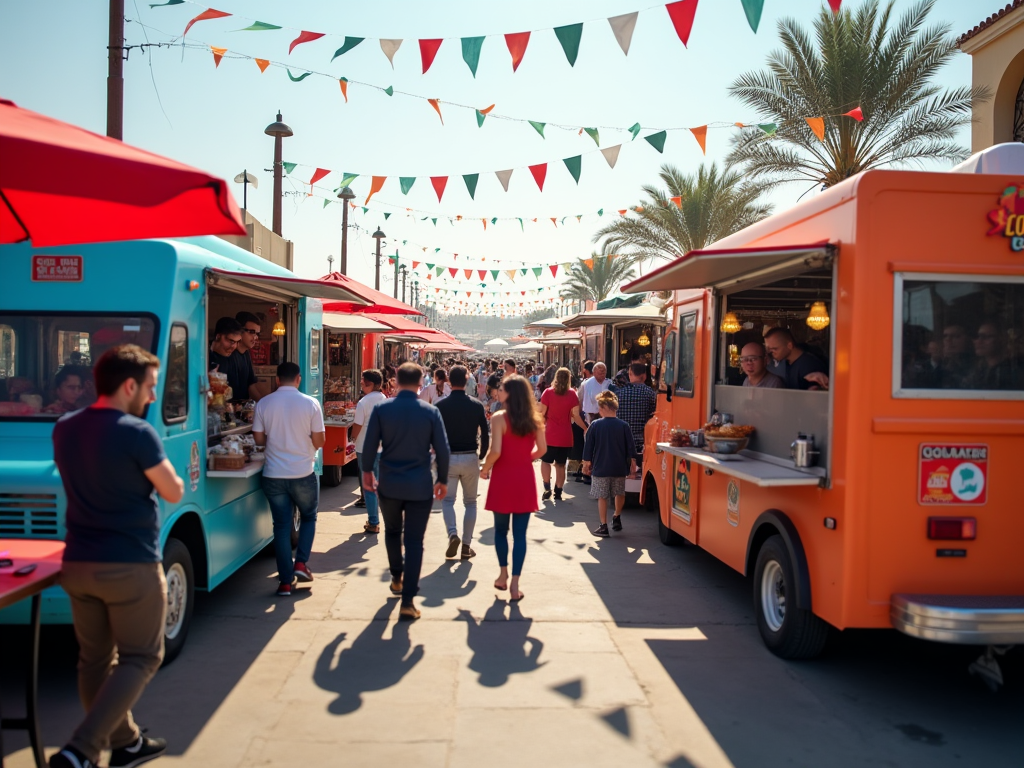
[581,425,595,474]
[570,405,587,431]
[251,401,266,446]
[247,383,263,401]
[531,426,546,462]
[804,372,829,389]
[310,402,326,450]
[145,460,185,503]
[431,409,450,499]
[477,402,490,459]
[361,408,382,491]
[349,423,362,441]
[479,412,504,479]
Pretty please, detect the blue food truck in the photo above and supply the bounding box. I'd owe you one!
[0,236,365,660]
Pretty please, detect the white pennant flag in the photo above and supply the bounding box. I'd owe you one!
[601,145,622,169]
[608,12,639,55]
[379,39,403,67]
[495,169,513,192]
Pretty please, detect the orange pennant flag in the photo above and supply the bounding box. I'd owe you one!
[338,78,348,102]
[584,258,595,269]
[479,104,495,115]
[365,176,386,205]
[482,218,487,230]
[551,218,557,227]
[412,262,420,269]
[464,270,473,279]
[617,209,627,216]
[255,58,270,73]
[428,98,443,125]
[690,125,708,155]
[805,117,826,141]
[210,46,227,67]
[184,8,231,37]
[670,195,683,208]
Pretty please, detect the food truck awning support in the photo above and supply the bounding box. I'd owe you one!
[623,241,835,293]
[206,268,368,305]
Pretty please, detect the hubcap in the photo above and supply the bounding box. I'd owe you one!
[760,560,786,632]
[165,562,187,640]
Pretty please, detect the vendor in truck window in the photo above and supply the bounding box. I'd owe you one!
[42,365,88,414]
[234,311,266,401]
[763,327,829,391]
[739,343,783,389]
[966,320,1022,391]
[209,316,256,402]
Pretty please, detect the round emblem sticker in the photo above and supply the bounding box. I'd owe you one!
[949,462,984,502]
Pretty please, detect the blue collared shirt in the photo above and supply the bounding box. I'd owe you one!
[361,389,450,500]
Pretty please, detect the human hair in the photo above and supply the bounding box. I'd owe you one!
[504,358,516,368]
[596,390,619,411]
[397,362,423,386]
[214,316,242,337]
[448,365,468,388]
[361,368,383,388]
[277,361,300,382]
[235,311,260,328]
[593,361,607,373]
[433,368,448,383]
[629,362,647,379]
[55,365,86,389]
[525,363,534,374]
[500,375,543,437]
[94,345,160,396]
[764,327,794,345]
[583,360,595,373]
[553,367,572,395]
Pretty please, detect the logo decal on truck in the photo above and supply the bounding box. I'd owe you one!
[31,255,82,282]
[673,458,691,524]
[918,443,987,505]
[726,480,740,526]
[986,184,1024,252]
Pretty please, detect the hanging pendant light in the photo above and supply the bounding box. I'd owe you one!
[638,326,651,347]
[720,312,741,333]
[272,321,287,337]
[806,301,830,331]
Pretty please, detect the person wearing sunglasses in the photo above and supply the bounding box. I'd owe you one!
[234,311,266,401]
[209,316,254,402]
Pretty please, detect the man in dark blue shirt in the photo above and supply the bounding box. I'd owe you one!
[362,362,450,620]
[764,327,829,391]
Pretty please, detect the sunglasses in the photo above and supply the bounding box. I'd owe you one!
[242,328,260,337]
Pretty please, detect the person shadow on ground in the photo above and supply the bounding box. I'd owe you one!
[457,598,546,687]
[316,531,377,577]
[417,560,477,607]
[313,601,425,715]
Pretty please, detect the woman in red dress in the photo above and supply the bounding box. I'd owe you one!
[481,375,546,601]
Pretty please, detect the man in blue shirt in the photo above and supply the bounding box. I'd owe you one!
[362,362,450,620]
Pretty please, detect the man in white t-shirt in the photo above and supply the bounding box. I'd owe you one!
[350,369,387,532]
[253,362,326,597]
[579,362,612,424]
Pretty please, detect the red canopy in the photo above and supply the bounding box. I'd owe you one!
[318,272,423,316]
[0,98,246,247]
[367,314,454,343]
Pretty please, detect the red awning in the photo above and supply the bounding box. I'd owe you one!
[366,314,454,343]
[0,98,245,247]
[318,272,423,316]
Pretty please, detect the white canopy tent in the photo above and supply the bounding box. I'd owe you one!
[483,338,509,348]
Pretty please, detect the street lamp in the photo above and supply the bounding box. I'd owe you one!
[264,112,293,237]
[371,227,385,291]
[337,186,356,274]
[400,265,408,304]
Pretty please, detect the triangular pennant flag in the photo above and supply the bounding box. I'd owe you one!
[597,209,604,216]
[843,106,864,121]
[383,212,391,220]
[828,0,842,12]
[281,162,297,175]
[739,0,764,33]
[384,86,394,97]
[495,169,513,192]
[464,269,473,279]
[339,172,358,188]
[255,58,270,72]
[491,270,500,280]
[583,127,600,147]
[287,69,312,82]
[361,207,368,214]
[628,123,641,140]
[379,39,402,67]
[431,218,438,226]
[430,176,448,202]
[150,0,185,6]
[463,174,479,199]
[338,77,348,102]
[518,218,524,231]
[239,20,280,31]
[576,215,582,222]
[644,131,667,153]
[584,258,595,269]
[550,218,558,227]
[365,176,386,205]
[475,110,487,128]
[461,36,485,77]
[529,164,547,192]
[665,0,699,48]
[758,123,777,136]
[309,168,330,186]
[549,265,559,277]
[183,8,231,37]
[427,98,443,124]
[563,155,582,184]
[478,270,487,280]
[532,267,543,278]
[607,12,639,54]
[323,199,331,208]
[289,31,325,54]
[412,261,420,270]
[529,120,546,138]
[690,125,707,154]
[670,195,683,208]
[805,116,826,141]
[426,263,434,270]
[600,145,622,168]
[491,217,498,225]
[419,39,443,73]
[210,46,227,67]
[507,270,517,280]
[449,268,458,278]
[553,23,583,66]
[331,37,364,60]
[505,32,531,72]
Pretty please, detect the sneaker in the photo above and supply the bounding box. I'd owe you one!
[445,533,461,559]
[390,577,403,595]
[109,735,167,768]
[553,487,563,501]
[354,498,366,508]
[593,523,610,537]
[542,489,552,500]
[276,581,295,596]
[612,515,622,531]
[294,562,314,582]
[49,746,95,768]
[461,544,476,559]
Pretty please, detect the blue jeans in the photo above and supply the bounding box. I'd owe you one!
[262,473,319,585]
[442,453,479,541]
[357,451,382,524]
[494,513,531,576]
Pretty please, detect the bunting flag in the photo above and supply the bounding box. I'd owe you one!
[828,0,842,12]
[628,123,642,140]
[183,8,231,37]
[338,77,348,102]
[665,0,699,48]
[583,127,600,146]
[309,168,330,185]
[379,39,402,67]
[690,124,707,154]
[608,12,639,54]
[476,103,494,128]
[644,130,667,153]
[430,176,448,202]
[339,172,358,187]
[843,106,864,121]
[495,169,513,192]
[427,98,444,124]
[287,69,312,81]
[549,265,559,277]
[601,145,622,168]
[420,38,443,73]
[529,163,547,192]
[150,0,185,6]
[563,155,582,185]
[529,120,546,138]
[210,46,227,67]
[331,37,364,60]
[554,23,583,66]
[670,195,683,208]
[758,123,777,135]
[289,30,325,54]
[805,116,826,141]
[739,0,764,33]
[449,268,458,277]
[463,173,479,199]
[365,176,386,204]
[384,86,394,96]
[255,58,270,72]
[505,32,531,71]
[462,36,485,77]
[282,162,297,174]
[239,21,281,32]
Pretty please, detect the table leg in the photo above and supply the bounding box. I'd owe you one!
[26,594,43,768]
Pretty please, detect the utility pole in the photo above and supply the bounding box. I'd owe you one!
[107,0,125,139]
[264,112,293,237]
[400,266,408,304]
[393,251,400,299]
[372,227,385,291]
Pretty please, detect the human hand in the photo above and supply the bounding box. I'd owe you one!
[433,483,448,500]
[362,471,378,492]
[480,467,491,480]
[804,372,829,390]
[582,461,592,476]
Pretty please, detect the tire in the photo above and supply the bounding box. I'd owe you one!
[658,510,684,547]
[753,535,829,659]
[321,463,343,487]
[162,538,194,665]
[290,505,301,549]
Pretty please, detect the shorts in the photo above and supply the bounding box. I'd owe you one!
[541,445,570,465]
[589,476,626,500]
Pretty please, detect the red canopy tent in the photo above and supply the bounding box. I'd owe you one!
[0,98,245,247]
[317,272,423,316]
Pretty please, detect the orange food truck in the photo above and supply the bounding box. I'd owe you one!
[625,153,1024,683]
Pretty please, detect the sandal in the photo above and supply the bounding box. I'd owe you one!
[494,579,508,591]
[363,522,380,534]
[510,591,525,602]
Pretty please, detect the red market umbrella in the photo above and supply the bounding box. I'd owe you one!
[0,98,245,247]
[319,272,424,316]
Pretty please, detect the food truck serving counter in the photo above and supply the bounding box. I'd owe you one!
[625,157,1024,685]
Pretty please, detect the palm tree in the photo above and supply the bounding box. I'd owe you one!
[727,0,989,192]
[559,251,636,305]
[593,163,772,263]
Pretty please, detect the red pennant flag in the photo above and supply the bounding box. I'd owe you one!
[449,267,458,277]
[430,176,448,202]
[843,106,864,121]
[505,32,531,72]
[550,218,557,227]
[419,39,443,73]
[827,0,842,12]
[528,163,547,191]
[365,176,386,205]
[309,168,330,186]
[255,58,270,73]
[464,270,473,279]
[618,209,627,216]
[670,195,683,208]
[665,0,698,48]
[210,46,227,67]
[690,125,708,155]
[289,31,325,54]
[427,98,444,125]
[184,8,231,37]
[412,262,420,269]
[478,270,487,280]
[549,265,559,277]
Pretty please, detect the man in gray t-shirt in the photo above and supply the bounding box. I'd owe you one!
[740,343,784,388]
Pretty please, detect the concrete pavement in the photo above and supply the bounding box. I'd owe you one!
[3,466,1022,767]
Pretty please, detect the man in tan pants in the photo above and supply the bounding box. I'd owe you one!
[50,346,184,768]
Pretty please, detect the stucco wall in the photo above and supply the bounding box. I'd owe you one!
[962,8,1024,151]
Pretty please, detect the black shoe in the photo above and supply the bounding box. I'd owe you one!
[573,473,584,483]
[582,476,592,485]
[612,515,622,531]
[109,735,167,768]
[593,523,609,537]
[553,487,563,501]
[445,533,461,559]
[49,746,96,768]
[542,489,552,500]
[354,498,366,508]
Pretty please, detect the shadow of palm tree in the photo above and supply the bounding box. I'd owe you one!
[457,598,546,687]
[313,601,425,715]
[417,560,477,607]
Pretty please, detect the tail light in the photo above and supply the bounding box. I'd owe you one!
[927,517,976,540]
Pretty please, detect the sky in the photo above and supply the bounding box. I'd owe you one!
[0,0,987,314]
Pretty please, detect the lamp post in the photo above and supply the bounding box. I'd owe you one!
[400,265,408,304]
[264,112,293,237]
[393,250,400,299]
[337,186,356,273]
[371,227,385,291]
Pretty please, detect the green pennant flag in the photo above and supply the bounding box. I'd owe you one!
[561,217,567,225]
[491,217,498,225]
[149,0,184,6]
[563,155,582,184]
[402,240,408,245]
[520,268,528,276]
[584,127,600,146]
[529,120,546,138]
[400,177,416,195]
[739,0,764,32]
[384,85,394,97]
[553,23,583,66]
[434,248,441,253]
[532,267,543,278]
[239,21,281,31]
[282,162,297,175]
[340,172,358,187]
[461,36,485,77]
[436,267,444,276]
[475,110,487,128]
[463,173,479,200]
[361,207,368,214]
[576,214,582,221]
[287,70,312,82]
[758,123,778,136]
[383,212,391,220]
[331,37,364,61]
[426,263,434,270]
[323,199,331,208]
[517,218,524,231]
[628,123,641,140]
[431,218,437,226]
[597,208,604,216]
[644,130,667,153]
[491,270,500,280]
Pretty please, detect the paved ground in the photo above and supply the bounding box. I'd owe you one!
[3,468,1022,768]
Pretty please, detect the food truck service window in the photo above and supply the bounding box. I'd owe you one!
[894,274,1024,399]
[0,313,158,419]
[163,324,189,424]
[675,312,697,397]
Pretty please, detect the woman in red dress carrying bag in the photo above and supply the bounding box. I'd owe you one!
[481,375,545,602]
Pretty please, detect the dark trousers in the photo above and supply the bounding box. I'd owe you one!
[379,493,432,604]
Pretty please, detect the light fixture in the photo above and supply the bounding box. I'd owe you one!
[720,312,741,333]
[337,186,355,202]
[806,301,830,331]
[272,321,286,337]
[638,327,651,347]
[620,342,630,355]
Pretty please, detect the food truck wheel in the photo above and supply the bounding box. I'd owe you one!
[162,538,194,665]
[754,536,828,659]
[658,511,684,547]
[322,464,343,487]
